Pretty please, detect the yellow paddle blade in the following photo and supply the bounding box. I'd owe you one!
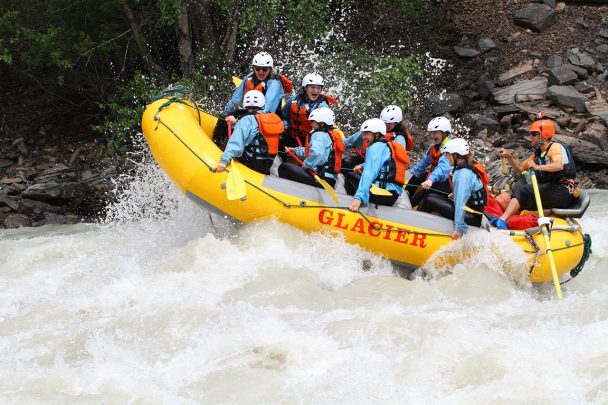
[313,175,340,204]
[528,169,562,299]
[370,184,393,196]
[225,164,247,200]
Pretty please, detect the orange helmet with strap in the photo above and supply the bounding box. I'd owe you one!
[529,119,555,139]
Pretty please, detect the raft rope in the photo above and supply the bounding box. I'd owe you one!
[153,97,453,239]
[152,86,201,125]
[559,233,593,284]
[152,95,593,244]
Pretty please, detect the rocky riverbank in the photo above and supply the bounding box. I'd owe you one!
[408,0,608,188]
[0,136,121,228]
[2,0,608,229]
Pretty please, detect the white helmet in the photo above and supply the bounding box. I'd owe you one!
[252,52,273,68]
[380,105,403,123]
[302,73,324,88]
[308,107,335,126]
[427,116,452,133]
[243,90,265,108]
[360,118,386,135]
[441,138,470,156]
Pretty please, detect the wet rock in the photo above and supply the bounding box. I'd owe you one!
[21,181,90,204]
[43,212,80,225]
[4,214,32,229]
[426,93,464,115]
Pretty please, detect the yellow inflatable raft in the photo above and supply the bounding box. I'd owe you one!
[141,94,591,283]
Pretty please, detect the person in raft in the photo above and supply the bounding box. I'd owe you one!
[492,117,577,229]
[404,116,453,207]
[215,90,284,175]
[417,138,489,240]
[278,107,344,188]
[213,52,292,148]
[281,73,338,149]
[348,118,410,212]
[342,105,414,195]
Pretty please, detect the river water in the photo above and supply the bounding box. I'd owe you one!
[1,160,608,404]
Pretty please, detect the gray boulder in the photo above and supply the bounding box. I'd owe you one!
[554,134,608,167]
[453,46,481,58]
[548,65,578,86]
[513,4,557,32]
[478,38,497,53]
[426,93,464,115]
[491,77,548,105]
[547,85,588,112]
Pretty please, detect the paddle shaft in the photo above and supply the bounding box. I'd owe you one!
[528,169,563,299]
[285,148,339,204]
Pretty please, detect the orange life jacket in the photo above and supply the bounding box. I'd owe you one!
[288,94,339,140]
[244,73,293,95]
[373,138,410,187]
[304,128,345,174]
[386,130,414,151]
[386,140,410,185]
[449,161,489,189]
[254,113,284,155]
[448,161,489,213]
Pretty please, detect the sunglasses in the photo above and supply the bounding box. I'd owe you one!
[529,131,541,137]
[253,66,270,72]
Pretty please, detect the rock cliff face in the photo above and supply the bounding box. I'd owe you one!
[2,0,608,228]
[410,0,608,189]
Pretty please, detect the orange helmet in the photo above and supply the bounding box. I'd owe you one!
[528,119,555,139]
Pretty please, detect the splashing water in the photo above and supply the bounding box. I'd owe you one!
[2,138,608,403]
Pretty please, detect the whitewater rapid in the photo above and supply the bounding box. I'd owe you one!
[1,161,607,404]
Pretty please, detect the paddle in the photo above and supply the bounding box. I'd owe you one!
[528,168,563,299]
[285,148,340,204]
[223,121,247,200]
[500,157,511,191]
[225,163,247,200]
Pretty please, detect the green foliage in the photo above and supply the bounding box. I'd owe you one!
[93,73,162,152]
[155,0,180,26]
[237,0,332,45]
[401,0,432,18]
[306,43,422,130]
[2,0,428,149]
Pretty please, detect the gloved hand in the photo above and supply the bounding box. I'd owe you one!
[490,217,508,230]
